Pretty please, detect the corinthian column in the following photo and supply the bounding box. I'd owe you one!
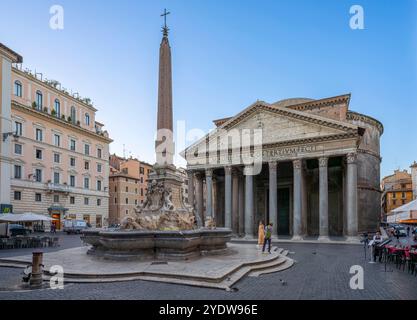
[318,157,330,241]
[205,169,213,222]
[244,166,254,238]
[346,153,358,241]
[269,161,278,237]
[292,159,303,240]
[187,170,194,208]
[195,172,204,227]
[232,169,239,234]
[224,166,232,229]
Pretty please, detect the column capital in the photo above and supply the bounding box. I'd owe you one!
[205,168,213,177]
[318,157,328,167]
[224,166,232,175]
[268,161,278,171]
[194,171,204,179]
[293,159,302,170]
[346,153,357,164]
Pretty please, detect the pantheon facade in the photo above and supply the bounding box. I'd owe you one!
[181,94,383,240]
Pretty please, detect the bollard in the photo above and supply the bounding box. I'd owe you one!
[29,251,43,288]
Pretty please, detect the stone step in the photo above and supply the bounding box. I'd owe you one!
[248,258,294,277]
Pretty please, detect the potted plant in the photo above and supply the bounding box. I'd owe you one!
[67,116,72,122]
[32,101,37,109]
[43,107,48,113]
[61,114,66,120]
[51,109,56,116]
[76,120,80,126]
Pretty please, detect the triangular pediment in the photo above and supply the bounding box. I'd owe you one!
[182,101,359,156]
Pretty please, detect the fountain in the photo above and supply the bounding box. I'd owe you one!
[82,14,232,261]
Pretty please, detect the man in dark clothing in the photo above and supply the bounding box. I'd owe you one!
[262,223,273,254]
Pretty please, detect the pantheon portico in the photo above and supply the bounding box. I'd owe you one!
[181,94,383,240]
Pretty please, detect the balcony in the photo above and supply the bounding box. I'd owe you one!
[47,182,70,194]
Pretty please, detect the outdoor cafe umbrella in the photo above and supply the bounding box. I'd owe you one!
[0,212,53,222]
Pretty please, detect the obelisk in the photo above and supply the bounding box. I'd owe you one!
[155,9,174,166]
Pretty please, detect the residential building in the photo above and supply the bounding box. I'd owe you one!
[108,157,153,224]
[381,169,414,220]
[0,43,112,229]
[411,161,417,200]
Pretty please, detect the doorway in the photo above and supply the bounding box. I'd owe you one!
[278,188,290,235]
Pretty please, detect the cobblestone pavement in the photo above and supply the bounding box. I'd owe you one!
[0,240,416,300]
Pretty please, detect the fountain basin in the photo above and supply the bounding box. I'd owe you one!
[81,228,232,261]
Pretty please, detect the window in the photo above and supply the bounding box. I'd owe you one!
[85,113,90,126]
[84,144,90,155]
[97,163,102,173]
[393,200,397,205]
[53,195,59,203]
[14,144,22,155]
[135,199,138,205]
[126,210,128,215]
[54,172,60,184]
[115,197,117,204]
[84,161,90,170]
[97,180,102,191]
[135,188,138,194]
[14,81,22,97]
[35,149,42,160]
[70,196,75,204]
[70,106,76,123]
[402,192,406,199]
[392,193,396,199]
[70,157,76,167]
[125,186,128,192]
[14,165,22,179]
[35,169,42,182]
[97,148,102,158]
[141,189,143,197]
[70,175,75,187]
[84,197,89,205]
[97,199,101,206]
[141,177,143,183]
[140,167,144,174]
[54,99,60,117]
[35,128,43,141]
[15,122,22,136]
[84,177,89,189]
[70,139,76,151]
[35,193,42,202]
[125,198,128,204]
[54,134,60,147]
[36,91,43,109]
[14,191,21,200]
[54,153,60,163]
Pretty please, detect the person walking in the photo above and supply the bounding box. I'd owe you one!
[258,220,265,248]
[407,226,410,237]
[262,223,273,254]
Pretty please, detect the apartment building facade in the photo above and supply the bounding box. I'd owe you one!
[0,43,112,229]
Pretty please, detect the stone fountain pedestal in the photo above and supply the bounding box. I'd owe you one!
[82,164,232,261]
[82,228,232,261]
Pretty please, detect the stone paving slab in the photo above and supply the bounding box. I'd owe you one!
[0,243,294,290]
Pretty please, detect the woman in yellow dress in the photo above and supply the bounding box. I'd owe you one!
[258,220,265,247]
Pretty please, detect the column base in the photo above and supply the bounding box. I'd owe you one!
[243,234,255,240]
[344,236,361,243]
[317,235,330,242]
[291,235,304,241]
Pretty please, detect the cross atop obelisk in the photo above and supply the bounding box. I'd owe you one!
[155,9,174,166]
[161,8,170,37]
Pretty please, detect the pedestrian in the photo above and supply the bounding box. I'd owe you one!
[262,223,273,254]
[258,220,265,248]
[395,228,400,241]
[51,223,56,234]
[407,226,410,237]
[372,231,383,262]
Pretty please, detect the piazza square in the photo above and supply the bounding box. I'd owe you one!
[0,1,416,315]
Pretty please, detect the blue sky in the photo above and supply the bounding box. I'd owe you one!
[0,0,416,177]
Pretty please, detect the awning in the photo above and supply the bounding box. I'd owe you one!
[0,213,53,222]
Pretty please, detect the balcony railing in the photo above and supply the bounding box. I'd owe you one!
[47,183,70,193]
